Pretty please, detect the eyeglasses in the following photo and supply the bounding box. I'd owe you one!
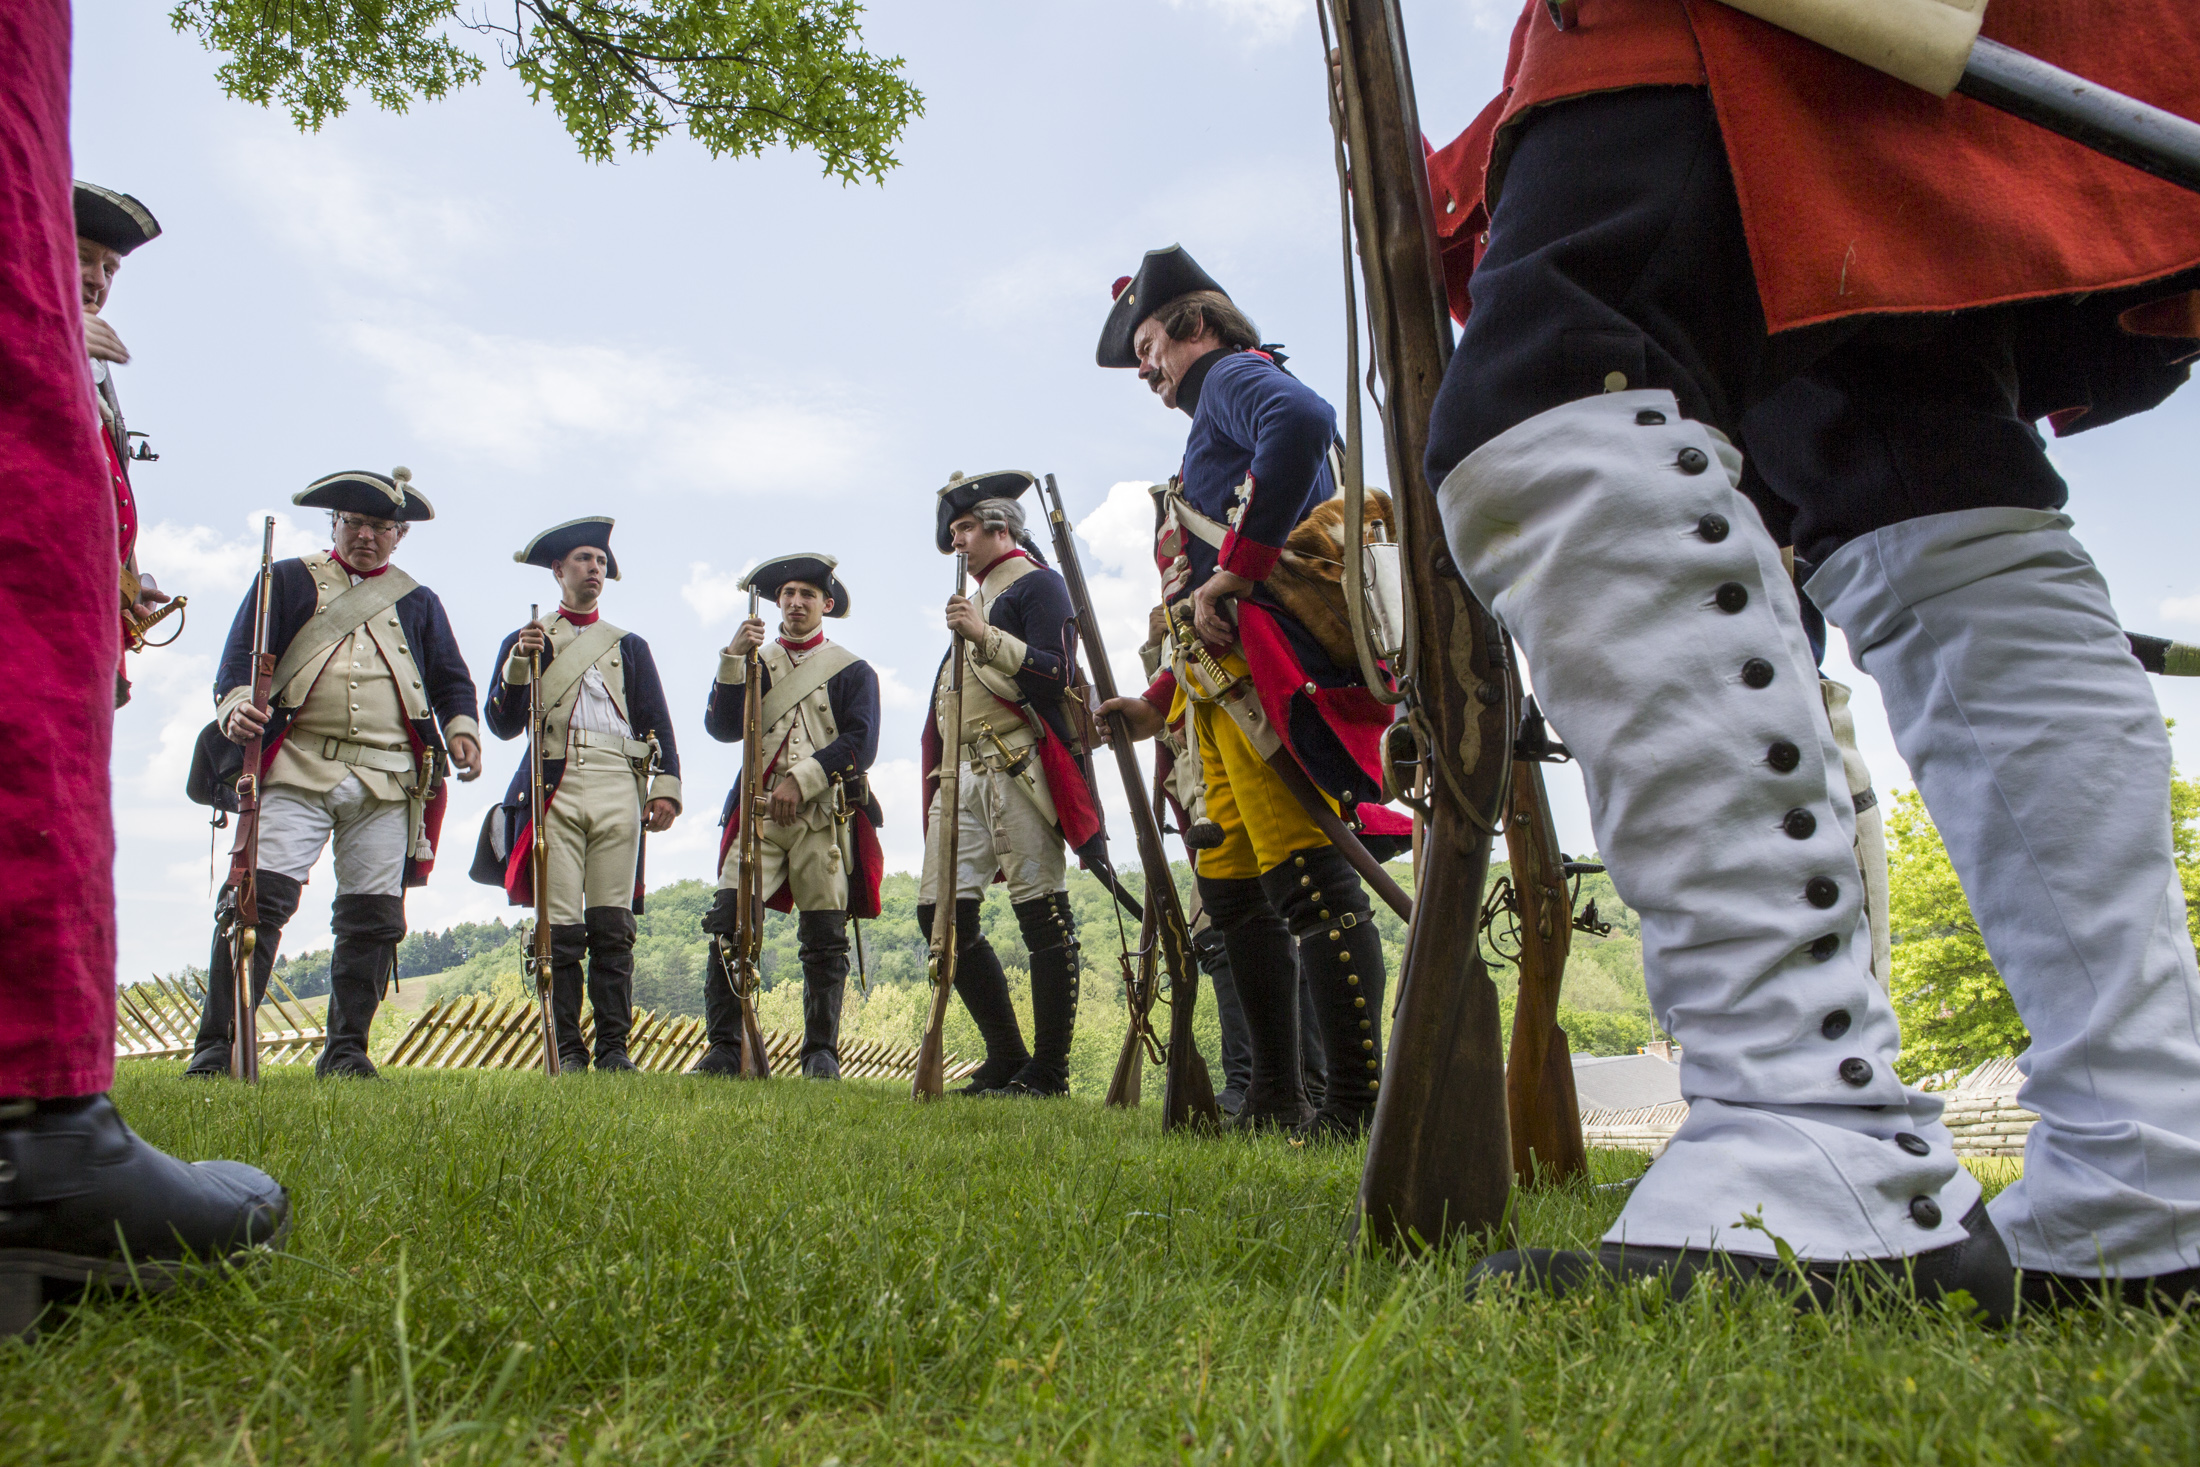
[334,514,402,538]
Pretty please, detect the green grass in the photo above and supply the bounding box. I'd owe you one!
[4,1068,2196,1464]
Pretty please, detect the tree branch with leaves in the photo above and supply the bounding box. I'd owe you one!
[171,0,923,182]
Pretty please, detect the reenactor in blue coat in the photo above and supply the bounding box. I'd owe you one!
[1096,249,1407,1138]
[186,468,482,1079]
[924,473,1109,1097]
[472,518,681,1073]
[696,554,882,1079]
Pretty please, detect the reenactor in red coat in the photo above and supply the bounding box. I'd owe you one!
[1430,1,2200,1313]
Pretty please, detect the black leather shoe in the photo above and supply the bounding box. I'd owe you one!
[1293,1105,1373,1145]
[688,1044,743,1078]
[0,1095,290,1338]
[997,1067,1070,1099]
[315,1054,379,1080]
[593,1052,639,1074]
[1468,1199,2015,1324]
[2020,1265,2200,1313]
[802,1052,842,1080]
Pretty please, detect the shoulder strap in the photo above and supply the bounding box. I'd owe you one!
[1166,484,1230,549]
[535,620,627,716]
[269,564,421,699]
[759,644,857,732]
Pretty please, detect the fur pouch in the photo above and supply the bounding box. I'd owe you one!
[1261,490,1397,670]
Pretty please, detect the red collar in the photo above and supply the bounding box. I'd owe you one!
[331,551,389,579]
[558,606,600,626]
[970,547,1031,582]
[778,629,825,652]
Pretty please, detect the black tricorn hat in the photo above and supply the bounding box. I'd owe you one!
[1095,244,1227,369]
[934,469,1036,554]
[73,181,161,256]
[515,516,619,579]
[742,553,849,617]
[292,466,435,522]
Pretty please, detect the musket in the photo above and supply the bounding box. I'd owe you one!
[1104,758,1169,1110]
[726,586,773,1078]
[912,552,970,1101]
[218,517,276,1083]
[1324,0,1517,1249]
[1042,474,1221,1131]
[1499,757,1589,1184]
[522,604,559,1077]
[1704,0,2200,195]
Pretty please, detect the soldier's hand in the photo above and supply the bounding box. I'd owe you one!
[1097,695,1165,745]
[84,312,129,365]
[725,617,766,657]
[222,700,270,744]
[514,622,548,657]
[767,774,803,826]
[449,733,483,781]
[944,594,988,643]
[645,797,678,832]
[131,573,171,618]
[1192,570,1252,648]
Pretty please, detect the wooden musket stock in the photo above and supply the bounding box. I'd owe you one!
[1326,0,1517,1249]
[912,553,970,1100]
[224,517,277,1083]
[1042,474,1220,1131]
[525,603,559,1076]
[731,587,773,1078]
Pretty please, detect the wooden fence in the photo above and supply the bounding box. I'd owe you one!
[115,973,327,1065]
[386,996,979,1081]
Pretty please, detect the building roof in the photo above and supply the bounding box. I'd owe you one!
[1570,1052,1683,1115]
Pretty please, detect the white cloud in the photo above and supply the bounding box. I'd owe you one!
[141,512,323,599]
[1076,481,1168,693]
[2162,593,2200,624]
[344,317,874,486]
[1172,0,1311,44]
[875,665,923,710]
[681,561,758,627]
[227,134,486,290]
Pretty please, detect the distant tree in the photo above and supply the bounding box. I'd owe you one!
[1889,745,2200,1081]
[170,1,924,180]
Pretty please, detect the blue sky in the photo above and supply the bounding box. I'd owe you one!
[76,1,2200,982]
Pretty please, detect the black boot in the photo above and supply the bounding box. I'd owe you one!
[316,893,405,1079]
[585,907,639,1072]
[923,898,1028,1094]
[1299,963,1329,1111]
[1196,924,1252,1116]
[690,889,745,1076]
[0,1094,290,1338]
[1002,892,1079,1097]
[797,909,850,1079]
[1199,873,1309,1131]
[547,923,591,1073]
[184,872,302,1076]
[1260,846,1387,1142]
